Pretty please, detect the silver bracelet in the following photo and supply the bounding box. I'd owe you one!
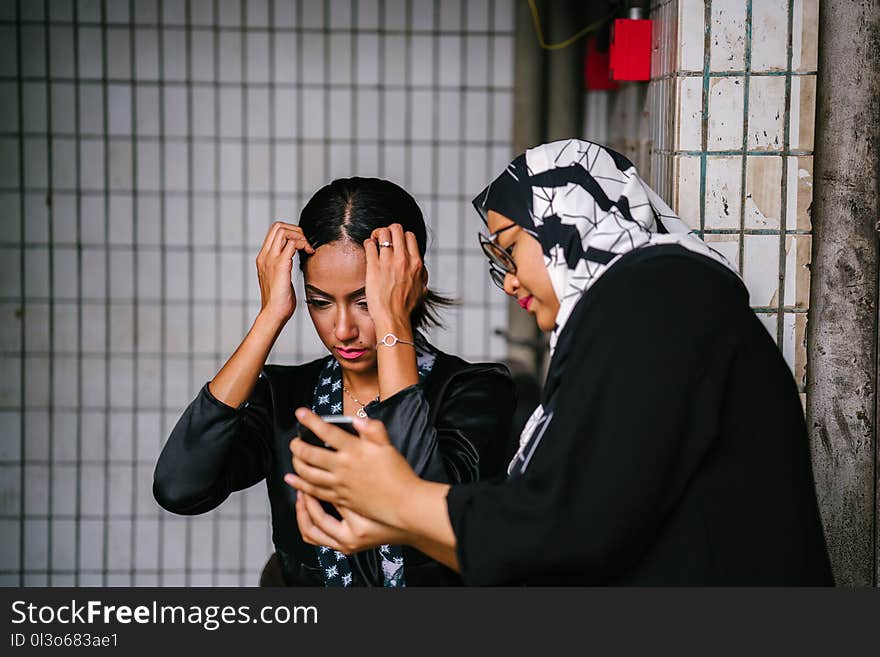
[376,333,416,349]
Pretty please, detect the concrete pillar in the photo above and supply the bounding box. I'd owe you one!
[544,0,583,142]
[507,0,547,376]
[806,0,880,586]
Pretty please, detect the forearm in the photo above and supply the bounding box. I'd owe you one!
[374,318,419,400]
[209,310,287,408]
[395,480,459,571]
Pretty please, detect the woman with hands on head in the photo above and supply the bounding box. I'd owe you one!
[287,140,833,586]
[153,177,515,587]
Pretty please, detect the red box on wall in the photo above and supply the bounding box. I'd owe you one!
[584,35,619,91]
[609,18,652,81]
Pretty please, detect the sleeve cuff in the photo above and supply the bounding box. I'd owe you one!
[200,382,248,414]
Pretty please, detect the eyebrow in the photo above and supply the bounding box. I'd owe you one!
[493,223,519,249]
[304,284,367,299]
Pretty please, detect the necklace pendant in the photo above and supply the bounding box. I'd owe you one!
[356,407,367,418]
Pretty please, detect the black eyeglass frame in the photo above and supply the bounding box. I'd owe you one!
[478,222,519,289]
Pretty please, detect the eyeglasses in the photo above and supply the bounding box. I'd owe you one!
[478,223,518,290]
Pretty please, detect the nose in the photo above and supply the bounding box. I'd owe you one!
[503,272,520,297]
[333,307,359,343]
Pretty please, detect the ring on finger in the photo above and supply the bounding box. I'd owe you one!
[378,241,393,248]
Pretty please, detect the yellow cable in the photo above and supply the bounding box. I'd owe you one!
[528,0,607,50]
[528,0,611,51]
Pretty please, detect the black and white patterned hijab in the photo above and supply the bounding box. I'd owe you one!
[472,139,740,475]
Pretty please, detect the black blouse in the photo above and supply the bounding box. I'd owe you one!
[447,246,834,585]
[154,350,514,586]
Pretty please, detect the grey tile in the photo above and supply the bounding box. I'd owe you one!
[0,519,20,570]
[52,303,78,353]
[465,35,489,87]
[77,518,104,570]
[163,86,189,137]
[48,82,76,134]
[20,27,46,78]
[164,141,190,192]
[108,355,134,407]
[23,356,49,407]
[107,192,133,244]
[218,31,242,83]
[80,138,106,192]
[134,0,158,23]
[24,518,49,570]
[135,28,160,81]
[24,138,49,189]
[247,87,270,139]
[190,29,216,82]
[81,356,106,407]
[53,355,79,407]
[0,411,21,462]
[51,464,77,515]
[218,0,241,27]
[163,28,187,82]
[24,411,50,461]
[135,195,161,246]
[247,142,271,194]
[0,193,22,242]
[161,516,187,570]
[246,31,270,84]
[106,517,132,571]
[24,302,50,351]
[78,26,103,80]
[51,519,77,570]
[329,33,352,84]
[51,137,77,189]
[24,464,49,515]
[106,28,132,80]
[79,410,106,461]
[136,141,161,192]
[48,26,75,78]
[0,464,21,515]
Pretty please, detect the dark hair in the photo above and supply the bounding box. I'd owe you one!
[298,177,454,330]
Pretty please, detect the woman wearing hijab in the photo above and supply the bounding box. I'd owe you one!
[153,177,514,587]
[285,140,833,585]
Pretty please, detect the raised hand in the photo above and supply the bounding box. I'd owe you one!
[256,221,314,323]
[363,223,426,332]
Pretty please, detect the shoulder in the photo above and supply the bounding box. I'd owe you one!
[423,350,515,411]
[262,356,329,380]
[260,357,331,398]
[429,349,513,386]
[568,246,748,335]
[552,247,751,377]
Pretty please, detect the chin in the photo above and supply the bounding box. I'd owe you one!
[536,317,554,332]
[334,354,376,372]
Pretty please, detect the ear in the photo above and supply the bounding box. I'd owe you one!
[420,266,429,291]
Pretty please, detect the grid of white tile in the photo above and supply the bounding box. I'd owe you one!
[0,0,514,586]
[648,0,818,394]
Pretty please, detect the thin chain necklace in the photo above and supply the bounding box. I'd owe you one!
[342,384,380,418]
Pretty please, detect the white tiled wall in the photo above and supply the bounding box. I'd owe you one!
[649,0,818,393]
[0,0,514,586]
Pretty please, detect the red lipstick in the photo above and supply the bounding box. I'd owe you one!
[336,347,367,360]
[518,296,534,311]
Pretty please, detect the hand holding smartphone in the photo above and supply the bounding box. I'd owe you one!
[294,415,359,520]
[296,415,358,450]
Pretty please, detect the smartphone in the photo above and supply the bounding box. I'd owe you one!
[295,415,358,521]
[297,415,358,450]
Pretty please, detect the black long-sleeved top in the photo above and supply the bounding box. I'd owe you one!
[154,351,514,586]
[447,246,833,585]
